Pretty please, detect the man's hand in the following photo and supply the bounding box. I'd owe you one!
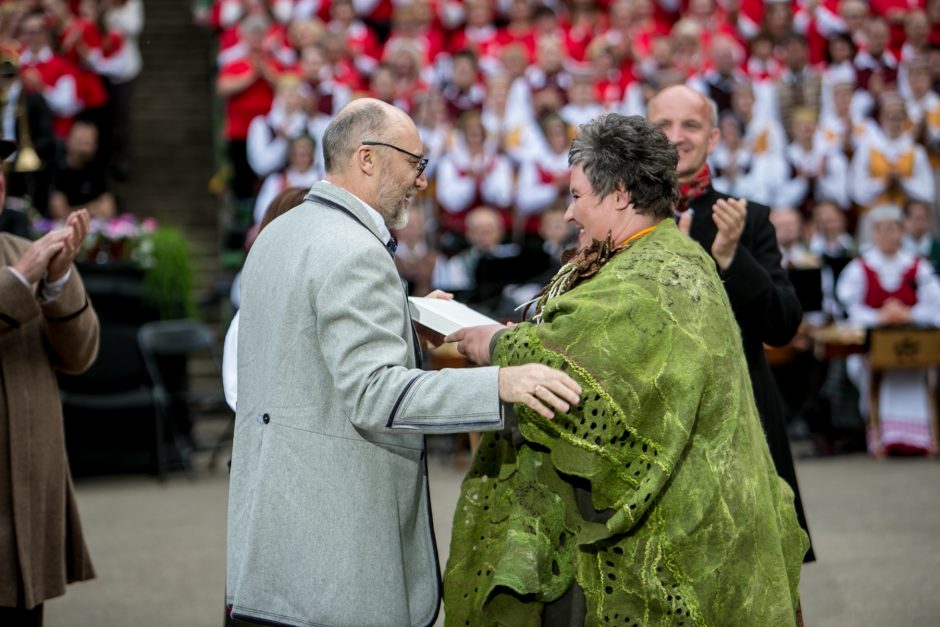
[446,324,507,365]
[711,197,746,270]
[497,363,582,420]
[13,229,70,284]
[677,208,693,236]
[47,209,90,282]
[426,289,453,300]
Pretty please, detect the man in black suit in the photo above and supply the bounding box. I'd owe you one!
[647,84,814,561]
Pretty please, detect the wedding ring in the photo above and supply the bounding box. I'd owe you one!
[534,385,543,397]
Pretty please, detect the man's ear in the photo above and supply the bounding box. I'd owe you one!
[356,145,376,175]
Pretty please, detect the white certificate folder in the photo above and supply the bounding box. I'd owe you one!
[407,297,499,336]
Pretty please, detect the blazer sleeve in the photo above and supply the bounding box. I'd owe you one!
[719,202,803,347]
[40,266,99,375]
[315,243,504,434]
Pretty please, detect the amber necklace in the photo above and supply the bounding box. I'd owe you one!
[617,225,656,249]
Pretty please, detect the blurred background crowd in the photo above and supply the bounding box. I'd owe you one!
[1,3,938,624]
[1,0,940,465]
[0,0,141,232]
[195,0,940,458]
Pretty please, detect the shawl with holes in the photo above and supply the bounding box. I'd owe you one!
[443,219,808,626]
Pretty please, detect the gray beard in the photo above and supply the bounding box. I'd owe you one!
[388,204,409,230]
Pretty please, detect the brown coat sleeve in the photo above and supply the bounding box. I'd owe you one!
[40,268,99,375]
[0,268,42,335]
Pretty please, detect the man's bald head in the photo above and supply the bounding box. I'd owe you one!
[321,98,428,229]
[648,85,718,129]
[321,98,413,174]
[646,85,720,183]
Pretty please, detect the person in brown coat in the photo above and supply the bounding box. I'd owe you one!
[0,138,98,626]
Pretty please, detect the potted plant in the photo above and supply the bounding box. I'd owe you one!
[32,214,196,320]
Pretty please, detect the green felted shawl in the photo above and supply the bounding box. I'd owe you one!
[443,219,808,626]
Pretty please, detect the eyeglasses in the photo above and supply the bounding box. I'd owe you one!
[362,140,428,175]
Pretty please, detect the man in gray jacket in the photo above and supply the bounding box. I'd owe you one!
[226,99,581,627]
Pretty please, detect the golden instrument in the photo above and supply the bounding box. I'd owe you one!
[13,92,40,173]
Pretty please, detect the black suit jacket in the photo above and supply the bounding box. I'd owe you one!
[689,186,814,560]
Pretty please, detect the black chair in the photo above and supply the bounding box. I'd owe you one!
[60,323,158,476]
[138,320,231,481]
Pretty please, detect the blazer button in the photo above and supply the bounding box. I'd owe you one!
[262,413,270,424]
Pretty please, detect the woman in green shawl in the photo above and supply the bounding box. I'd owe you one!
[444,114,808,626]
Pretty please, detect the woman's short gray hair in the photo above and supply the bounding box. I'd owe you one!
[321,101,390,174]
[568,114,679,219]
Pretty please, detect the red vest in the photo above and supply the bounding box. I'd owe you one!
[439,155,511,235]
[861,258,920,308]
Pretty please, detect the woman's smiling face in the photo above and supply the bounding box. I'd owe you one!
[564,165,627,250]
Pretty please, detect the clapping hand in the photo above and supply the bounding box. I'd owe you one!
[13,229,70,284]
[711,197,746,270]
[677,208,694,236]
[46,209,90,282]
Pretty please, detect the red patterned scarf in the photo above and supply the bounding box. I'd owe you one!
[676,164,712,213]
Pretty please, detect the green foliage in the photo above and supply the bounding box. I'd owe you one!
[141,227,196,319]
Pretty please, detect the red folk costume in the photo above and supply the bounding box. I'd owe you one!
[449,24,502,60]
[219,55,281,142]
[870,0,926,55]
[436,143,515,234]
[496,24,537,63]
[594,68,634,110]
[57,17,109,111]
[561,11,605,62]
[860,256,932,455]
[860,258,920,308]
[839,246,940,456]
[357,0,394,25]
[329,18,382,76]
[19,47,82,138]
[515,147,571,234]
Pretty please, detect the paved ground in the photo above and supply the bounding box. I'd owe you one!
[43,448,940,626]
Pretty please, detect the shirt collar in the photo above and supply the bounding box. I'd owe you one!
[321,180,393,246]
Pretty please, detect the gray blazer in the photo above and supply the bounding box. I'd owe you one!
[226,181,504,627]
